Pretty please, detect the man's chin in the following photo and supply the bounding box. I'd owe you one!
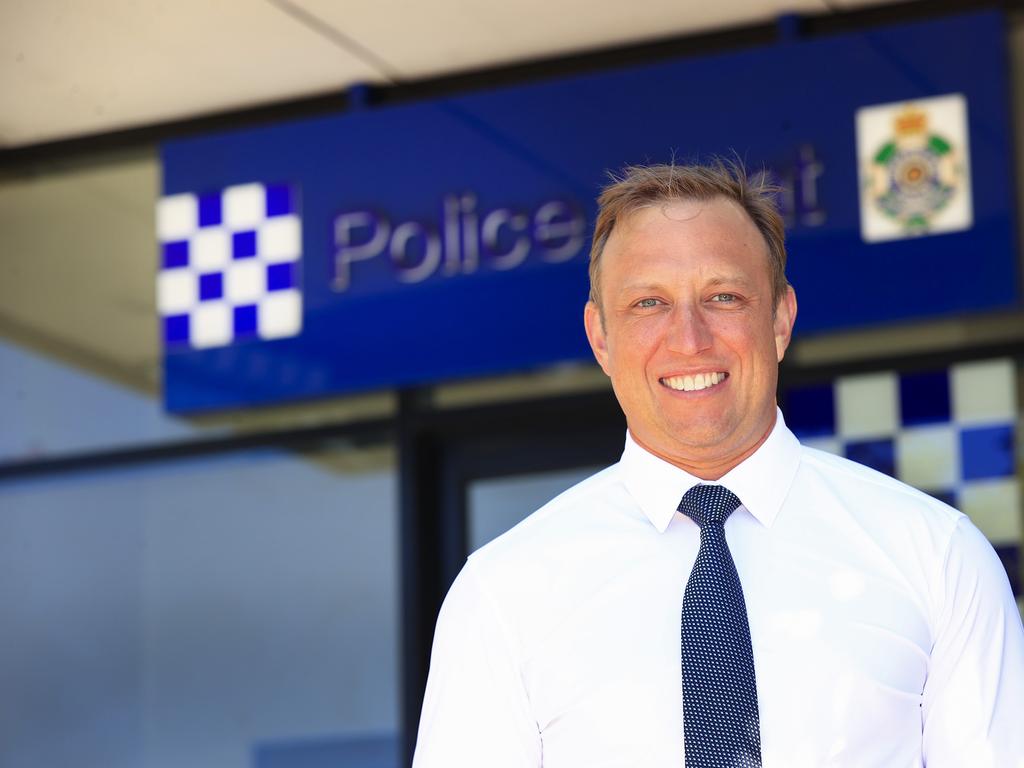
[632,420,742,463]
[650,410,776,470]
[662,416,737,451]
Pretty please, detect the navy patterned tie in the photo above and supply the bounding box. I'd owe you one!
[679,484,762,768]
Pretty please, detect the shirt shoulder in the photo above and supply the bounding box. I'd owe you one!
[468,461,631,565]
[459,461,651,660]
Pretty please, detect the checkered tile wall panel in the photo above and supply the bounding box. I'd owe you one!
[156,183,302,350]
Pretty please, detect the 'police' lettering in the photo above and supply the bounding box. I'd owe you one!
[332,194,585,292]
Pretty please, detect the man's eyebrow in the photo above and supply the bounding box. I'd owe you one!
[705,274,755,288]
[616,275,755,293]
[616,282,664,294]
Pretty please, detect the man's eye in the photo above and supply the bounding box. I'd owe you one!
[711,293,737,303]
[636,298,661,308]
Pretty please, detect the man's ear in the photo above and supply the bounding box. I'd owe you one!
[774,285,798,363]
[584,301,612,376]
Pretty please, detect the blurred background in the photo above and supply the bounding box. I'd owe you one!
[1,1,1022,766]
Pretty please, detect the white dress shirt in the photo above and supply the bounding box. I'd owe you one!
[413,410,1024,767]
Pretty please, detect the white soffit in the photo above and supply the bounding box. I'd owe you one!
[2,0,896,149]
[0,0,380,148]
[297,0,884,78]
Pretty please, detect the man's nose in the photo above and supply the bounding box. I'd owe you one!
[665,302,713,355]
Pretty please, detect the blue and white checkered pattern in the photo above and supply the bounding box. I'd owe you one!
[785,358,1021,594]
[156,182,302,350]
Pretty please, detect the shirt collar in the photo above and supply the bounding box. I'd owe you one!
[619,407,801,533]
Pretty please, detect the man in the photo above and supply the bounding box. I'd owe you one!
[413,161,1024,767]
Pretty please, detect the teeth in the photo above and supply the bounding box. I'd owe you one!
[661,372,726,391]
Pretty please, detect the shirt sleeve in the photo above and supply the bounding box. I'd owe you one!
[412,559,543,768]
[922,516,1024,767]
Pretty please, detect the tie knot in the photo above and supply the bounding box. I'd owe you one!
[678,484,742,528]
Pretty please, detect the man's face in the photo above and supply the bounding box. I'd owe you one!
[584,197,797,474]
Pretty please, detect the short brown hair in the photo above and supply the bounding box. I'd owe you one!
[588,159,789,310]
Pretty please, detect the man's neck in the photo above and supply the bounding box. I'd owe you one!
[630,417,777,481]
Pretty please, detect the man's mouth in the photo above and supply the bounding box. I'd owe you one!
[659,372,728,392]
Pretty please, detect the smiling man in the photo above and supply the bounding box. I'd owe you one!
[413,162,1024,768]
[583,186,795,480]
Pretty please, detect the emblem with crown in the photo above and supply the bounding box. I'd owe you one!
[865,103,964,234]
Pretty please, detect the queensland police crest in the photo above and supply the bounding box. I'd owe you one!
[855,94,973,243]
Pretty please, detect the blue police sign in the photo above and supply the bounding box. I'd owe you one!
[160,10,1017,413]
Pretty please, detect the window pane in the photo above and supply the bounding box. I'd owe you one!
[0,443,398,768]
